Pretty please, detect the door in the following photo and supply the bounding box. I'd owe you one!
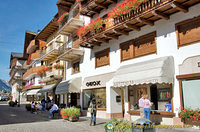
[150,84,158,110]
[121,88,125,117]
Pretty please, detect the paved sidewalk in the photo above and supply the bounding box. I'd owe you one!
[0,102,108,132]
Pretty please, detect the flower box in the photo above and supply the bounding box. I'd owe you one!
[60,107,80,122]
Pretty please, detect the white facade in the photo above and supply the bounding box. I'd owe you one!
[63,3,200,124]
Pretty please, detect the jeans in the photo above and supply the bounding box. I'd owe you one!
[144,108,151,124]
[42,105,45,111]
[90,109,96,123]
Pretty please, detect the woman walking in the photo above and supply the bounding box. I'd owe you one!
[143,94,152,124]
[89,95,97,126]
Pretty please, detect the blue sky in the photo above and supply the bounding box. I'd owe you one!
[0,0,57,81]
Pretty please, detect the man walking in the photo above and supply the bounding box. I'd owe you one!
[138,95,144,118]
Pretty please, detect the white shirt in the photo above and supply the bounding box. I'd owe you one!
[31,104,34,109]
[50,104,58,111]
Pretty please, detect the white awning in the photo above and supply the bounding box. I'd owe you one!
[26,89,41,95]
[55,77,81,94]
[113,56,174,87]
[38,84,57,93]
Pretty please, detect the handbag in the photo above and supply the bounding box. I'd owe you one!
[88,107,93,113]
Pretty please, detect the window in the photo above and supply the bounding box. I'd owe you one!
[120,40,134,61]
[129,84,172,112]
[83,88,106,109]
[176,16,200,47]
[95,48,110,68]
[72,61,80,74]
[120,32,156,62]
[181,79,200,109]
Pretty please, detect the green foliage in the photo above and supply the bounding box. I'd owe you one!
[25,104,31,111]
[60,107,80,120]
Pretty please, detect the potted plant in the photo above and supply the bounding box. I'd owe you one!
[60,107,80,122]
[178,107,200,126]
[25,104,31,111]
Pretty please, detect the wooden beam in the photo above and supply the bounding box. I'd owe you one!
[57,0,73,5]
[171,1,188,13]
[113,29,129,35]
[104,34,118,39]
[58,5,70,11]
[80,44,93,49]
[95,2,107,9]
[123,23,141,31]
[93,38,109,43]
[86,42,101,46]
[87,8,99,14]
[107,0,116,3]
[152,10,169,20]
[137,17,154,26]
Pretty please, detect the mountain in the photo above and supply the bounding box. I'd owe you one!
[0,79,12,92]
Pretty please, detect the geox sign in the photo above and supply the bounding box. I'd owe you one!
[86,81,101,87]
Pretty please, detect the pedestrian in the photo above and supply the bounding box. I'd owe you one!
[49,102,58,119]
[31,102,35,113]
[41,98,45,111]
[138,94,144,118]
[89,95,97,126]
[143,94,153,124]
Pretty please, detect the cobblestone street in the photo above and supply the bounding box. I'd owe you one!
[0,102,108,132]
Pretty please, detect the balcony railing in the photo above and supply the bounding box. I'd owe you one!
[57,38,84,61]
[79,0,198,48]
[23,65,45,80]
[31,50,41,60]
[40,67,63,82]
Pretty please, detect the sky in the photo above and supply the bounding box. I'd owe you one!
[0,0,58,81]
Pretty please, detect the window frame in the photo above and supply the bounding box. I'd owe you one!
[95,48,110,68]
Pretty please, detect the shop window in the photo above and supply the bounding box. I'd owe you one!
[120,32,156,62]
[72,61,80,74]
[95,48,110,68]
[176,16,200,48]
[83,88,106,109]
[181,79,200,109]
[129,84,172,112]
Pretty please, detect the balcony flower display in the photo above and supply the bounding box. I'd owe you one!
[77,17,105,37]
[108,0,149,18]
[60,107,80,122]
[54,64,64,70]
[44,66,52,71]
[57,12,69,24]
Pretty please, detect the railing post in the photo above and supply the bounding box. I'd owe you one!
[131,123,134,132]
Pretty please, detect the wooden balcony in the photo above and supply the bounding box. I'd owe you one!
[57,39,84,61]
[80,0,200,48]
[27,40,38,54]
[58,4,84,35]
[23,65,45,80]
[31,50,41,60]
[40,68,63,83]
[80,0,116,16]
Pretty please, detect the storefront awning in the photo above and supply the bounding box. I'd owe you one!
[26,89,41,95]
[113,56,174,87]
[55,77,81,94]
[38,84,56,93]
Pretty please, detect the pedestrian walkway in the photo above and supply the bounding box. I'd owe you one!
[0,102,108,132]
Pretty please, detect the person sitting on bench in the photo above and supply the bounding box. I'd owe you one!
[49,102,58,118]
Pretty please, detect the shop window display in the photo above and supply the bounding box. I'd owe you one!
[83,88,106,109]
[129,84,172,112]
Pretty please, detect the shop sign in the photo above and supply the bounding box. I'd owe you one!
[106,123,114,130]
[86,81,101,87]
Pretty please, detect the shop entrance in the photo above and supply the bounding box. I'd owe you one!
[67,93,80,107]
[150,84,158,110]
[121,88,125,117]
